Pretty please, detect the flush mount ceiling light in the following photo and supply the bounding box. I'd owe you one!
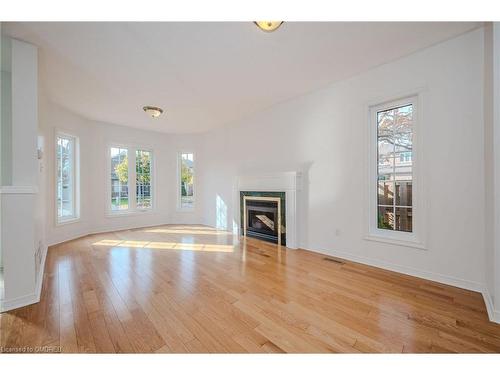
[254,21,283,32]
[143,105,164,119]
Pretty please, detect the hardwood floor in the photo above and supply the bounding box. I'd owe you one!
[1,224,499,353]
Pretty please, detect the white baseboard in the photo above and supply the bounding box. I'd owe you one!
[0,243,47,313]
[0,292,39,312]
[306,246,485,292]
[302,245,500,325]
[36,243,48,300]
[481,288,500,324]
[47,220,171,247]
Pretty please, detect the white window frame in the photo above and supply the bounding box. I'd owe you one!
[106,143,155,216]
[177,151,195,211]
[135,149,154,211]
[55,130,80,225]
[366,93,426,249]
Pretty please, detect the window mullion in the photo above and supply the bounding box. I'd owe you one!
[58,143,62,219]
[130,148,137,211]
[70,142,75,218]
[392,127,396,231]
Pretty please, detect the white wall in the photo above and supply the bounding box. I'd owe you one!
[484,23,496,318]
[0,22,3,278]
[39,100,205,246]
[201,28,487,291]
[11,39,38,186]
[1,36,12,186]
[35,26,496,314]
[484,22,500,321]
[0,38,39,311]
[494,23,500,322]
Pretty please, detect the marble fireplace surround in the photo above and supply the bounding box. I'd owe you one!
[237,172,302,249]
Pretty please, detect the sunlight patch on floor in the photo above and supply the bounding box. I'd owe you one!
[92,239,234,252]
[143,228,231,235]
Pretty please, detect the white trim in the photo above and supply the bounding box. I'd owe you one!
[177,151,195,212]
[106,143,155,216]
[46,221,170,248]
[481,288,500,324]
[0,242,47,313]
[366,91,427,249]
[482,289,496,323]
[55,217,81,226]
[107,144,132,213]
[303,244,485,293]
[0,185,38,194]
[0,292,39,312]
[303,244,500,324]
[35,242,48,301]
[135,148,155,211]
[46,228,93,248]
[364,234,426,250]
[55,130,80,225]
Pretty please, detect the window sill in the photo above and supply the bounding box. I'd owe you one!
[56,217,81,226]
[364,234,427,250]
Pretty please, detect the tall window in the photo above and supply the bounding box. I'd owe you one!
[376,101,414,233]
[110,147,129,211]
[180,152,194,209]
[109,146,153,213]
[56,133,79,223]
[136,150,152,209]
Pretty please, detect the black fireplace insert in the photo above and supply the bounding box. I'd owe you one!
[245,199,280,244]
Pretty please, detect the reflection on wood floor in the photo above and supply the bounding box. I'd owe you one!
[1,224,499,353]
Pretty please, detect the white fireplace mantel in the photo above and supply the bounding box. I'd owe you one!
[237,172,302,249]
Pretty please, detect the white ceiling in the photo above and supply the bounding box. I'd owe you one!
[4,22,481,134]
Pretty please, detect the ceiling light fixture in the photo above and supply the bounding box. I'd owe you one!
[254,21,283,32]
[143,105,164,119]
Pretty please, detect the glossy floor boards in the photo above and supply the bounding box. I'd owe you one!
[1,225,499,353]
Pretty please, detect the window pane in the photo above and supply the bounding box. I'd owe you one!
[394,155,412,180]
[394,133,412,153]
[376,102,413,233]
[395,207,412,232]
[395,181,412,206]
[136,150,152,209]
[180,153,194,209]
[378,181,394,206]
[378,156,395,181]
[377,138,394,159]
[111,147,128,210]
[377,206,394,230]
[56,135,76,221]
[394,105,413,133]
[377,108,395,135]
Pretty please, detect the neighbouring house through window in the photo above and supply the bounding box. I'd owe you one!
[109,145,153,213]
[180,152,194,210]
[136,150,152,209]
[110,146,129,211]
[376,101,414,233]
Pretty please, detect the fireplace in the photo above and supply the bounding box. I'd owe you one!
[238,173,300,249]
[241,192,286,245]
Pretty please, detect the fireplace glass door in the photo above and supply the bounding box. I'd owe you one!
[245,200,279,243]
